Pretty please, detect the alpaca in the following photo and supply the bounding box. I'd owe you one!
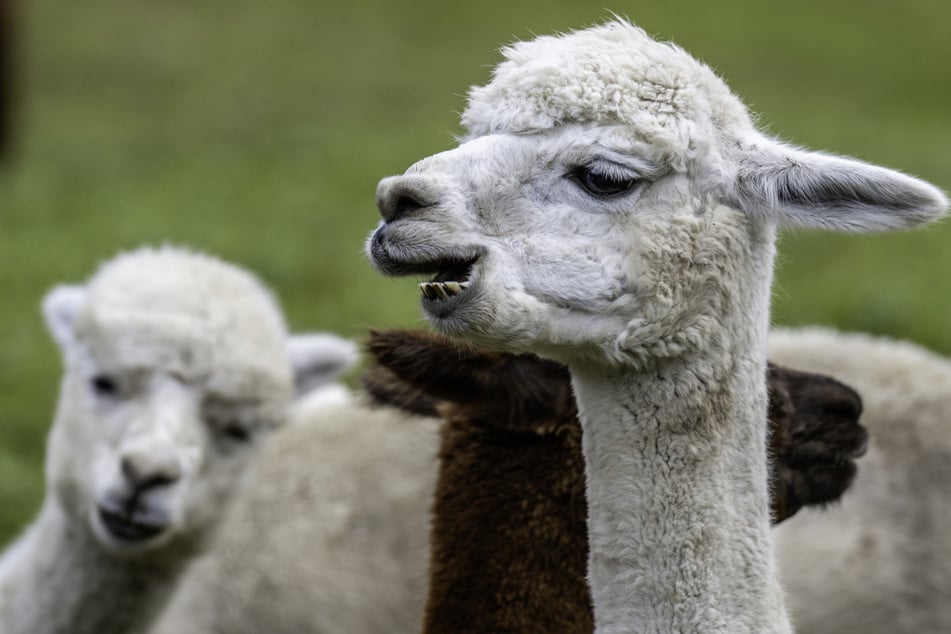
[363,329,867,634]
[0,246,357,634]
[366,20,947,632]
[152,396,439,634]
[767,328,951,634]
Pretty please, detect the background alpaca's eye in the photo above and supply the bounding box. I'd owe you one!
[90,375,119,397]
[570,165,640,198]
[220,424,251,443]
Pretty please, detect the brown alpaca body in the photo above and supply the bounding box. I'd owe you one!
[364,330,867,634]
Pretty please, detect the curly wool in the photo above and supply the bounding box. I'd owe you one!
[73,245,293,393]
[462,20,751,157]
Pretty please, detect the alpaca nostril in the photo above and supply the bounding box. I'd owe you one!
[396,193,427,216]
[377,183,435,223]
[381,193,427,223]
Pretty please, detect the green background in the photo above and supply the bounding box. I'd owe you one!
[1,0,949,543]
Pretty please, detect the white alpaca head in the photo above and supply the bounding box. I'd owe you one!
[41,246,356,555]
[368,21,946,364]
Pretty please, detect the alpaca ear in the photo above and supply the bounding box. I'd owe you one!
[42,285,87,353]
[286,333,359,395]
[730,139,948,232]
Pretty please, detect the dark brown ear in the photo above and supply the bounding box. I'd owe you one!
[766,362,867,523]
[364,329,572,417]
[361,363,442,417]
[365,329,492,404]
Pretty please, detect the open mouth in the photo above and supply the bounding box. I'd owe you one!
[98,505,168,543]
[367,228,481,309]
[418,257,477,303]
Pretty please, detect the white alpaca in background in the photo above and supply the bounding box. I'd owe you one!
[0,246,356,634]
[769,328,951,634]
[367,20,947,632]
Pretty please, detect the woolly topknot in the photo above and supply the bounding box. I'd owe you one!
[75,245,292,392]
[461,20,752,148]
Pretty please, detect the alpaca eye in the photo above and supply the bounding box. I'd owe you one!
[90,375,119,397]
[571,165,639,198]
[220,424,251,443]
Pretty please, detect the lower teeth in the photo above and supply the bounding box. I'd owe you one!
[420,281,470,301]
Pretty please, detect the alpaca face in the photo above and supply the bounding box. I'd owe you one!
[41,247,297,555]
[48,345,286,554]
[369,124,760,363]
[368,21,946,364]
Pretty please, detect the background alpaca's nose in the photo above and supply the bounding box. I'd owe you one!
[121,449,182,493]
[376,176,438,223]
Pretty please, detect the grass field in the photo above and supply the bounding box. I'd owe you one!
[0,0,948,543]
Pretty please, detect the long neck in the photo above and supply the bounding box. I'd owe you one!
[569,243,790,633]
[0,501,191,634]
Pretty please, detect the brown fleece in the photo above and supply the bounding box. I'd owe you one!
[364,330,867,634]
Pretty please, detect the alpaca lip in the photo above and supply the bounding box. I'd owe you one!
[368,228,481,277]
[98,505,168,543]
[367,227,481,310]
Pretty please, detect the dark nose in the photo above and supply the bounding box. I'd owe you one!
[376,177,436,223]
[121,451,182,493]
[377,190,428,224]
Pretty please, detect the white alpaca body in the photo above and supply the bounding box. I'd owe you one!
[366,20,946,632]
[768,328,951,634]
[0,246,357,634]
[153,398,438,634]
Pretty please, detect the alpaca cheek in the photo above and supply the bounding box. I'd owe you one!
[73,445,116,510]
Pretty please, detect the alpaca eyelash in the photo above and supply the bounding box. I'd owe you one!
[567,162,642,198]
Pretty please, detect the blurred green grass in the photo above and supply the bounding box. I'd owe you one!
[1,0,948,543]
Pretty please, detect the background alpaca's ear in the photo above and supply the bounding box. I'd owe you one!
[286,333,359,395]
[42,285,87,353]
[729,139,948,232]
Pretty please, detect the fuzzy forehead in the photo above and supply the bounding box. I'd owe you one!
[461,20,751,148]
[78,246,291,387]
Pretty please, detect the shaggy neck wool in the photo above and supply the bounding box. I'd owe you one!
[571,358,787,632]
[567,222,788,633]
[0,502,196,634]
